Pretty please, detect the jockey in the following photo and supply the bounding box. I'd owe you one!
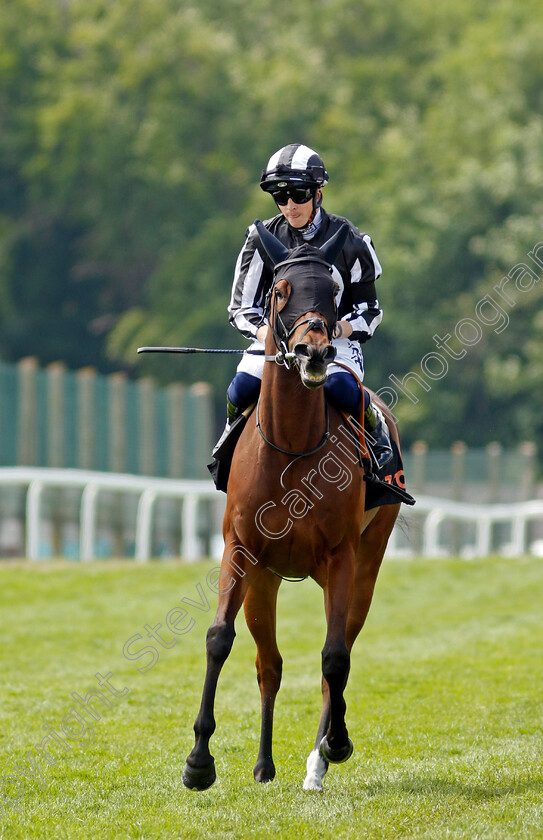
[214,142,393,469]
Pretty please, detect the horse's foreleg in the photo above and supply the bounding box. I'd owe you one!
[304,506,400,791]
[303,677,330,791]
[318,552,355,766]
[182,546,249,791]
[244,572,283,783]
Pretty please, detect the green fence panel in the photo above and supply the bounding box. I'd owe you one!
[138,378,156,476]
[36,367,48,467]
[0,362,18,466]
[63,369,78,468]
[17,358,38,465]
[46,363,65,467]
[167,383,185,478]
[125,378,140,475]
[184,383,213,479]
[0,359,214,477]
[108,374,127,473]
[155,388,168,478]
[94,374,109,472]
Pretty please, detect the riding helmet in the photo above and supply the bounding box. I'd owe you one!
[260,144,329,193]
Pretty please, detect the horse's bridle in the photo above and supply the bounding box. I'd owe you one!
[264,256,337,369]
[256,301,332,457]
[255,264,336,457]
[269,311,332,369]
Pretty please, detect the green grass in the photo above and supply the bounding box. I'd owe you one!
[0,556,542,839]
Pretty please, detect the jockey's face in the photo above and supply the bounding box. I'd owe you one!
[277,189,322,229]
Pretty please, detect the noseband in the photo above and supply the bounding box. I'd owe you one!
[271,312,331,367]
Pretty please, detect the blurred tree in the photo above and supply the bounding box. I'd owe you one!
[1,0,543,452]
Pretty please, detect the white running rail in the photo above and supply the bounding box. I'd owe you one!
[388,494,543,558]
[0,467,223,562]
[0,468,542,560]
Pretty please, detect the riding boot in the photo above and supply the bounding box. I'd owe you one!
[212,396,241,457]
[208,397,249,492]
[364,400,393,469]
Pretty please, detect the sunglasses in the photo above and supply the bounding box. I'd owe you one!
[271,186,314,206]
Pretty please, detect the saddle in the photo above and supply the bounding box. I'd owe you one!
[207,405,254,493]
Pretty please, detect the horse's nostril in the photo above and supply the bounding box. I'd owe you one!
[293,343,337,366]
[293,343,312,359]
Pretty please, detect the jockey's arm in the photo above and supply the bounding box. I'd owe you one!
[338,229,383,343]
[228,226,269,341]
[333,321,353,339]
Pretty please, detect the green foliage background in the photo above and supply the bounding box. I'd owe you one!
[2,0,543,449]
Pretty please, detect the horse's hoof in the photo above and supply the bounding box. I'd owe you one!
[253,758,276,783]
[319,735,354,764]
[303,778,324,792]
[182,759,216,791]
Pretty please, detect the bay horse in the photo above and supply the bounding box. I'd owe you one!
[183,221,402,792]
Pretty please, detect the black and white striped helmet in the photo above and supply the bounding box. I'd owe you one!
[260,143,329,192]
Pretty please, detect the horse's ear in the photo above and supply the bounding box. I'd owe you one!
[320,223,350,266]
[254,220,290,266]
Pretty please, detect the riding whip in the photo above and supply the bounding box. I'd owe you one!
[137,346,265,355]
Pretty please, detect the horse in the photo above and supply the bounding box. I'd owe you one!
[182,221,403,793]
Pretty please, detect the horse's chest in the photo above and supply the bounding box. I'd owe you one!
[232,488,360,569]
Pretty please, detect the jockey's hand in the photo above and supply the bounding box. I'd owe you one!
[333,321,353,339]
[256,325,268,343]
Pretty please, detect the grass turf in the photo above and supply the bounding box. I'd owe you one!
[0,556,542,839]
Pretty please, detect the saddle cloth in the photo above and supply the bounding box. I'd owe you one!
[364,437,409,510]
